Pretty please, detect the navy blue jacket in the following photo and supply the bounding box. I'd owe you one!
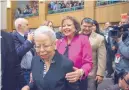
[1,31,22,90]
[11,31,34,62]
[29,51,80,90]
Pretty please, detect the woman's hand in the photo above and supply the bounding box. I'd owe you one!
[21,85,30,90]
[65,67,84,83]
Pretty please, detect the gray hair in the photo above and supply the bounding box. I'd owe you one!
[14,18,28,30]
[34,26,56,42]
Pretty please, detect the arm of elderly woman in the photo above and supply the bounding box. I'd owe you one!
[65,36,93,83]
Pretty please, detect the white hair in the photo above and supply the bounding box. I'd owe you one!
[34,26,56,41]
[14,18,28,30]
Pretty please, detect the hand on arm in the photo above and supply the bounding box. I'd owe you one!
[65,67,84,83]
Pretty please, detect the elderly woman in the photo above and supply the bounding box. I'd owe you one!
[22,26,80,90]
[56,16,93,90]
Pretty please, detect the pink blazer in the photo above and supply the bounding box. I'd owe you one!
[56,34,93,77]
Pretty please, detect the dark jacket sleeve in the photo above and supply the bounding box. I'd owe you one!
[64,60,80,90]
[28,56,37,90]
[12,34,33,59]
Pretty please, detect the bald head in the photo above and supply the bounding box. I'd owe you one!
[14,18,29,33]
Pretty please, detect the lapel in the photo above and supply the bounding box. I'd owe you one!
[89,32,97,46]
[16,32,25,44]
[41,51,60,80]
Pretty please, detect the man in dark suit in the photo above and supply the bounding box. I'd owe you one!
[1,30,23,90]
[12,18,34,84]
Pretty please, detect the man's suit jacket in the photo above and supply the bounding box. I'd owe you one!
[1,31,20,90]
[88,32,106,77]
[11,31,34,62]
[29,51,80,90]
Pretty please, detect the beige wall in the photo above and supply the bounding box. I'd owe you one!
[95,2,129,23]
[47,10,84,26]
[8,1,129,32]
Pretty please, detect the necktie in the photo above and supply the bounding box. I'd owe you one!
[64,44,70,58]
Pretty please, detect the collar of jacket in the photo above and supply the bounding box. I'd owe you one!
[40,50,60,64]
[89,32,97,38]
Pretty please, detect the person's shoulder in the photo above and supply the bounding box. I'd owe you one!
[1,30,11,37]
[57,52,73,68]
[32,56,40,62]
[31,55,41,65]
[1,31,14,41]
[96,33,105,41]
[11,31,18,39]
[75,34,89,42]
[78,34,88,38]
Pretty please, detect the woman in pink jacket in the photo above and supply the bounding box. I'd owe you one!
[56,16,93,90]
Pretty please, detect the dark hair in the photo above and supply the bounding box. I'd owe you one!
[61,16,81,35]
[81,17,93,25]
[93,20,102,34]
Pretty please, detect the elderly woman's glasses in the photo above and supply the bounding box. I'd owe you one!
[34,43,53,52]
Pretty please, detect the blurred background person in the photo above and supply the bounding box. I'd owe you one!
[80,18,106,90]
[103,22,115,78]
[92,20,104,36]
[55,26,64,39]
[42,20,54,30]
[56,16,93,90]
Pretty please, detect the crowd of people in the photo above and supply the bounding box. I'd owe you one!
[1,11,129,90]
[96,0,129,6]
[48,0,84,14]
[15,1,39,18]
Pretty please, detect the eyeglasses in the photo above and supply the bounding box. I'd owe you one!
[34,43,53,52]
